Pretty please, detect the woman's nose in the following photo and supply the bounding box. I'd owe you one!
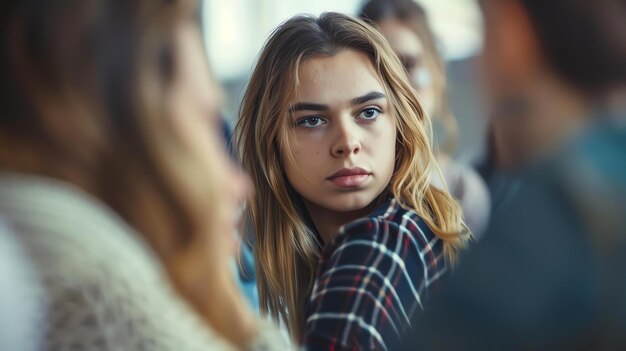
[331,120,361,158]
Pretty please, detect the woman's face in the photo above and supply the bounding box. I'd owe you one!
[282,49,396,213]
[169,22,247,253]
[377,19,436,115]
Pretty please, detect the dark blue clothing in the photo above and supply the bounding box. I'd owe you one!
[398,115,626,350]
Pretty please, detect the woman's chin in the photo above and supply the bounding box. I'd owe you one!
[324,195,379,213]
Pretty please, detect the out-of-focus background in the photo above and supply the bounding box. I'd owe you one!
[202,0,487,161]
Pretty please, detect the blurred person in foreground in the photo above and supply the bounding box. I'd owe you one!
[0,0,287,349]
[0,218,43,351]
[359,0,491,238]
[398,0,626,349]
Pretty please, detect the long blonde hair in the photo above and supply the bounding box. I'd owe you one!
[234,12,470,341]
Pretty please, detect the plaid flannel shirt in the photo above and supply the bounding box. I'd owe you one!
[304,199,446,350]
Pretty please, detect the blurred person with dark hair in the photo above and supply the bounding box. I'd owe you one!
[397,0,626,349]
[359,0,491,238]
[0,0,287,349]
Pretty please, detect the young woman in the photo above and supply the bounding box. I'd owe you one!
[0,0,286,349]
[235,12,470,349]
[360,0,491,237]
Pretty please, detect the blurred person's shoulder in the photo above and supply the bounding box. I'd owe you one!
[0,172,160,279]
[563,115,626,193]
[513,112,626,238]
[436,110,626,349]
[562,115,626,217]
[0,172,237,350]
[0,216,44,351]
[393,116,626,349]
[501,111,625,208]
[486,112,626,254]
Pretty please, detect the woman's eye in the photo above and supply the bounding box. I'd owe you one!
[358,108,381,120]
[297,116,326,128]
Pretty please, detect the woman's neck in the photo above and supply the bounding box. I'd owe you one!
[303,200,377,245]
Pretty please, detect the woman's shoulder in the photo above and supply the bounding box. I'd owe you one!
[324,199,446,281]
[307,200,448,350]
[334,199,440,249]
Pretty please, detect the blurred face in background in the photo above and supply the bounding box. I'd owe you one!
[168,22,248,254]
[478,0,588,168]
[480,0,538,111]
[377,19,437,116]
[168,20,261,348]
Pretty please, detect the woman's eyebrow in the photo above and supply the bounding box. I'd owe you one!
[290,102,330,112]
[351,91,386,106]
[290,91,385,112]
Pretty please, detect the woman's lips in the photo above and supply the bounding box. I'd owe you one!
[329,173,370,187]
[327,167,371,188]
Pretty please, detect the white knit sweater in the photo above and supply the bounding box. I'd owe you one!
[0,173,288,351]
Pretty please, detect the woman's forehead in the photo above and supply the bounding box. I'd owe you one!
[292,50,386,105]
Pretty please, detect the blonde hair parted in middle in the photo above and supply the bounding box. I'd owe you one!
[234,12,470,341]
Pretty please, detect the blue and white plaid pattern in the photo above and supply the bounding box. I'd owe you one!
[304,200,446,350]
